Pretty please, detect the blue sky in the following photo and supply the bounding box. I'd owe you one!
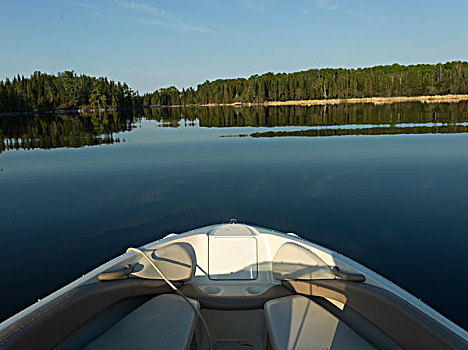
[1,0,467,93]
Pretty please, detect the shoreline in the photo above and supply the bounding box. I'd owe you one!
[2,94,468,117]
[164,94,468,108]
[0,107,124,118]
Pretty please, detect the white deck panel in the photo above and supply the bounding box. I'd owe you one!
[209,236,258,280]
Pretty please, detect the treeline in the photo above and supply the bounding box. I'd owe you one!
[2,62,468,114]
[0,71,141,114]
[143,61,468,106]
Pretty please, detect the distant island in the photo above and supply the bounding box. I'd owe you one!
[1,61,468,115]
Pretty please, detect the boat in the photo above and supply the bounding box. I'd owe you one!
[0,220,467,350]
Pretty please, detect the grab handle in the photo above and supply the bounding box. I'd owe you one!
[332,266,366,282]
[98,264,134,281]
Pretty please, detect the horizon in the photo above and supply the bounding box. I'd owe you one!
[2,0,468,93]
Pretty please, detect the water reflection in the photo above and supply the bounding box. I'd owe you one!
[145,101,468,128]
[1,102,468,153]
[249,124,468,138]
[0,111,135,153]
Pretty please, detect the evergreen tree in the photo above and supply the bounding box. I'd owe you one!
[142,61,468,106]
[0,71,141,113]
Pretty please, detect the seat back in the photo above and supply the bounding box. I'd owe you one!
[131,242,197,281]
[272,242,335,280]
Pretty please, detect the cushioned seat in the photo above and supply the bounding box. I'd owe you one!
[264,295,376,350]
[84,294,199,350]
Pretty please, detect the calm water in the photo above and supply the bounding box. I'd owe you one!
[1,103,468,329]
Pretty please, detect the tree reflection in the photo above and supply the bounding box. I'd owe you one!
[249,125,468,138]
[2,102,468,153]
[0,111,135,153]
[142,102,468,128]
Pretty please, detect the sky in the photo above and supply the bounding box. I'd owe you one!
[1,0,467,93]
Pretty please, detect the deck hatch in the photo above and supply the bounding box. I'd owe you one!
[208,236,258,280]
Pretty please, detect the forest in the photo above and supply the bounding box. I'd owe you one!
[1,62,468,114]
[0,71,140,113]
[143,61,468,106]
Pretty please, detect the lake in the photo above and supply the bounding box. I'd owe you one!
[1,102,468,329]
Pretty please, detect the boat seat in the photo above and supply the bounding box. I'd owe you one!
[83,294,200,350]
[264,295,376,350]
